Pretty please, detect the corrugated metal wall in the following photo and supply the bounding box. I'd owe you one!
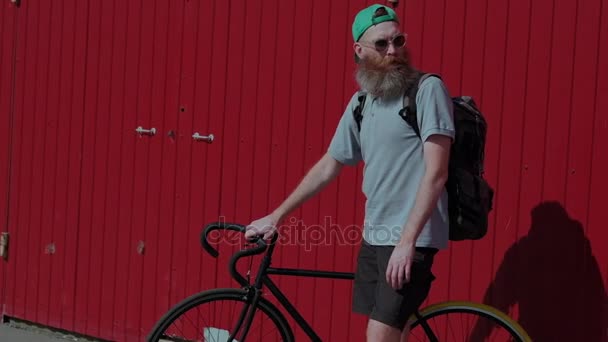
[1,0,606,341]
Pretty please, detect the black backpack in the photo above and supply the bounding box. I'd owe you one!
[353,72,494,241]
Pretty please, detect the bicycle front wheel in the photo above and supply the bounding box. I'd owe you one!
[408,301,531,342]
[147,288,294,342]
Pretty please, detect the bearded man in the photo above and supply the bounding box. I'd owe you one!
[245,4,455,341]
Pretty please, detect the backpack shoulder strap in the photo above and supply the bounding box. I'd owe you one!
[353,91,367,132]
[400,72,442,139]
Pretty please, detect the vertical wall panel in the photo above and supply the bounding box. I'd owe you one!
[32,0,63,327]
[3,0,25,321]
[25,0,49,323]
[192,0,221,309]
[73,0,103,333]
[500,0,530,255]
[517,0,554,271]
[401,0,425,67]
[0,1,8,227]
[587,2,608,340]
[216,0,251,313]
[167,1,196,326]
[502,0,556,338]
[543,0,577,202]
[60,0,88,331]
[481,0,509,266]
[491,0,532,326]
[220,0,257,324]
[176,0,201,318]
[38,0,63,328]
[0,0,17,313]
[151,2,184,332]
[141,0,179,334]
[111,0,141,338]
[233,0,257,233]
[565,1,603,340]
[533,1,579,339]
[419,0,445,72]
[99,0,129,337]
[205,0,233,294]
[46,0,69,330]
[186,0,217,307]
[566,0,601,226]
[85,0,116,336]
[12,0,39,322]
[439,0,465,93]
[265,0,299,337]
[124,0,158,338]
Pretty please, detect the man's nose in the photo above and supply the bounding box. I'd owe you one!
[386,43,397,56]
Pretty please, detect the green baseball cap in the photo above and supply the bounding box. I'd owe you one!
[352,4,399,42]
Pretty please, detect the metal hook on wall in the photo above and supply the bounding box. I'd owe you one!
[10,0,22,8]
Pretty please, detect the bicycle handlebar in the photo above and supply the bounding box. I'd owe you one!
[201,222,268,257]
[201,222,268,287]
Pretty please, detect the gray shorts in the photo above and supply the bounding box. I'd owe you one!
[352,240,438,330]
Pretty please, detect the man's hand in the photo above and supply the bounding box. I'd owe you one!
[386,241,416,290]
[245,215,279,240]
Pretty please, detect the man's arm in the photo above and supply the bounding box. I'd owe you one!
[272,152,344,222]
[245,152,344,239]
[386,134,451,289]
[400,134,451,243]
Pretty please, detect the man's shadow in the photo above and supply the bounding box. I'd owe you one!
[471,201,607,342]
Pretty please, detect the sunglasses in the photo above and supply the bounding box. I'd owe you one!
[361,34,407,52]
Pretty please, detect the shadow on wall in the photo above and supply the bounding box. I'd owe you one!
[472,201,607,342]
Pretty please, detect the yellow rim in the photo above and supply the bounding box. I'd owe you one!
[410,301,532,342]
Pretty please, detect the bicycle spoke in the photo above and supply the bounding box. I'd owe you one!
[460,309,466,341]
[241,306,286,341]
[149,290,290,342]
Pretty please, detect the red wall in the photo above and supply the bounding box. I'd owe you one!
[1,0,607,341]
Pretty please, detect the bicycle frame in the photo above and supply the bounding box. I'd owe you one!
[262,246,355,340]
[201,222,439,342]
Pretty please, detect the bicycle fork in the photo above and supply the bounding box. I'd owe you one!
[228,254,271,342]
[227,286,262,342]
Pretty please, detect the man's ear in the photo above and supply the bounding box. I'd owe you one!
[353,43,363,59]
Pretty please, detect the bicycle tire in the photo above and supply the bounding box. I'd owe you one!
[409,301,532,342]
[147,288,294,342]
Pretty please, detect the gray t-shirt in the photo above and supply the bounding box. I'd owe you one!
[328,76,455,249]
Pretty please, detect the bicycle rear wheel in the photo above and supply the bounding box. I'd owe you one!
[147,288,294,342]
[408,301,531,342]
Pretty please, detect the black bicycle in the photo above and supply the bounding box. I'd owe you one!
[147,222,531,341]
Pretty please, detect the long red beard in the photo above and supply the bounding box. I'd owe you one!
[355,51,417,99]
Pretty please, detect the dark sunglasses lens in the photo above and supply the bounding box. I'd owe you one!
[393,35,406,47]
[374,39,389,51]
